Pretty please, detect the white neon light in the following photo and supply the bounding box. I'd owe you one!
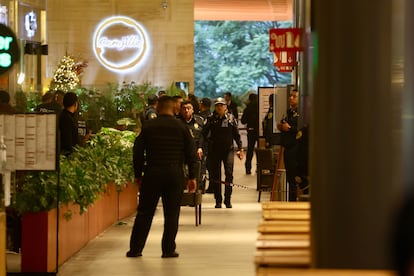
[25,11,37,38]
[92,16,150,73]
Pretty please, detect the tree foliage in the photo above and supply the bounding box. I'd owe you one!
[194,21,292,98]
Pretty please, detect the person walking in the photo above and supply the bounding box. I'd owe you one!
[241,93,258,175]
[224,92,239,120]
[127,96,197,258]
[203,97,243,208]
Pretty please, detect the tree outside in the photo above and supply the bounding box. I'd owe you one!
[194,21,292,99]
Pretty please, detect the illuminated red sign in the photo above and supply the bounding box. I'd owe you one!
[269,28,302,52]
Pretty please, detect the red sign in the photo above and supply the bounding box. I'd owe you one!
[273,51,296,66]
[269,28,302,52]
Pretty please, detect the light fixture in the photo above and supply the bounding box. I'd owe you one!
[161,0,168,9]
[17,72,25,85]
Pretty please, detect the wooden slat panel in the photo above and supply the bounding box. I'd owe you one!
[263,210,310,221]
[256,268,396,276]
[256,239,310,249]
[255,249,310,267]
[262,201,310,211]
[258,224,310,234]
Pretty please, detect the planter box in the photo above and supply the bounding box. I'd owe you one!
[21,182,138,273]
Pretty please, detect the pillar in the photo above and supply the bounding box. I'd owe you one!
[311,0,404,269]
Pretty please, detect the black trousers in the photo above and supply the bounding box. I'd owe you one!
[129,166,184,254]
[209,147,234,204]
[245,129,258,173]
[284,145,298,201]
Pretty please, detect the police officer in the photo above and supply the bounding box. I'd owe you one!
[203,97,243,208]
[144,94,158,120]
[277,88,300,201]
[127,96,197,258]
[179,100,205,190]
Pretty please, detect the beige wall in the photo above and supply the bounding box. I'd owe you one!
[47,0,194,92]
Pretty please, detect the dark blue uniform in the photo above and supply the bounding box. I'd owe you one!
[280,107,299,201]
[203,112,242,207]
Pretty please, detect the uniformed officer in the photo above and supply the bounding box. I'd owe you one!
[202,97,243,208]
[127,96,197,258]
[144,94,158,120]
[277,88,300,201]
[179,100,205,190]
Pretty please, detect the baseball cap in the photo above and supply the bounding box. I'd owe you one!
[215,97,226,105]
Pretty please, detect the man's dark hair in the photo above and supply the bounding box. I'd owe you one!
[200,98,212,109]
[0,90,10,104]
[147,94,158,105]
[224,92,232,98]
[180,100,193,108]
[172,95,183,102]
[157,96,174,112]
[248,93,258,102]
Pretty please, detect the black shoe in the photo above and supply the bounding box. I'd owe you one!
[246,171,251,175]
[215,203,222,208]
[162,251,179,258]
[225,203,232,208]
[205,188,214,194]
[126,250,142,257]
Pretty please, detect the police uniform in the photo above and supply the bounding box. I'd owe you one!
[129,114,197,256]
[280,107,299,201]
[203,111,242,207]
[179,114,205,190]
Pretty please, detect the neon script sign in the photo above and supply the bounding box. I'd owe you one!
[93,16,150,73]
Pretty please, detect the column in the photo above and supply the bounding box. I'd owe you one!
[310,0,404,269]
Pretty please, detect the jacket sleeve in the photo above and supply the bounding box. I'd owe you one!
[241,107,248,125]
[232,118,242,150]
[133,133,145,178]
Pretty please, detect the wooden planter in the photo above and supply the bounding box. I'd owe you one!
[21,182,138,273]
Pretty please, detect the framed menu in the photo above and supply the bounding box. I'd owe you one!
[0,113,57,171]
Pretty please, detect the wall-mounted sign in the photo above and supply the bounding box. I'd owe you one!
[92,16,150,73]
[0,24,19,76]
[0,5,8,26]
[24,11,37,38]
[269,28,303,52]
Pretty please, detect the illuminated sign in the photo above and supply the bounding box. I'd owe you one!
[93,16,150,73]
[24,11,37,38]
[0,5,8,26]
[0,24,19,76]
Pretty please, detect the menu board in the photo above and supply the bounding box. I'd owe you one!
[0,113,57,171]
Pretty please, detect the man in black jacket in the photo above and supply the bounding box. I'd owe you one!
[241,93,258,175]
[127,96,197,259]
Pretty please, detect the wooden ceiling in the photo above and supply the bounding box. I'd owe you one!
[194,0,293,21]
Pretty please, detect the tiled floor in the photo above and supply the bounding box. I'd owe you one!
[7,155,265,275]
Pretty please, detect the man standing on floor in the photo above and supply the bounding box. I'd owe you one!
[224,92,239,120]
[127,96,197,258]
[203,97,243,208]
[277,88,300,201]
[241,93,259,175]
[179,100,205,190]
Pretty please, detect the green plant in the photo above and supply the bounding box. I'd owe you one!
[13,128,136,218]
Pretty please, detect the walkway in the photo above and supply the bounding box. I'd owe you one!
[56,156,264,276]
